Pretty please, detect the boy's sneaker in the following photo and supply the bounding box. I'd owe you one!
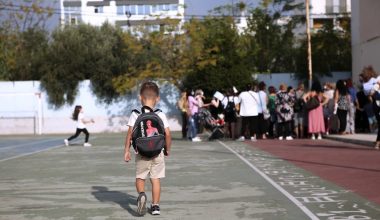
[151,204,160,215]
[237,136,245,141]
[250,136,257,142]
[278,136,283,140]
[83,143,92,147]
[137,192,147,216]
[64,139,69,146]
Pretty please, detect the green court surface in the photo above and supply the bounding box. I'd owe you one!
[0,133,379,220]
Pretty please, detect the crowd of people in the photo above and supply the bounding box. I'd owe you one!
[177,66,380,149]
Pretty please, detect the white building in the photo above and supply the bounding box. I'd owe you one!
[309,0,351,30]
[351,0,380,83]
[60,0,185,32]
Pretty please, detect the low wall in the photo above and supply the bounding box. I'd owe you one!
[0,80,182,135]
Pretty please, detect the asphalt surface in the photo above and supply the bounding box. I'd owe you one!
[0,133,379,220]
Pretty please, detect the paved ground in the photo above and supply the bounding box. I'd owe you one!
[0,133,380,220]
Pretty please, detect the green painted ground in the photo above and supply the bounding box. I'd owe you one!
[0,133,379,220]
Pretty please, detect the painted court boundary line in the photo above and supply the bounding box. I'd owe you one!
[0,137,97,163]
[218,140,319,220]
[0,138,63,150]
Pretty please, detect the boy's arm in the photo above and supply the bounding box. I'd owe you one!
[164,128,172,156]
[124,126,133,162]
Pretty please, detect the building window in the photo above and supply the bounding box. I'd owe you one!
[94,6,103,13]
[313,18,333,29]
[117,6,124,15]
[129,5,137,15]
[170,4,178,11]
[144,5,151,15]
[152,5,158,13]
[137,5,144,15]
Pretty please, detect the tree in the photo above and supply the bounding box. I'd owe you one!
[244,0,304,74]
[40,23,126,107]
[294,20,352,80]
[0,0,53,80]
[0,0,54,31]
[182,16,252,95]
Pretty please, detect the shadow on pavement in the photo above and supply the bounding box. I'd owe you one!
[91,186,139,217]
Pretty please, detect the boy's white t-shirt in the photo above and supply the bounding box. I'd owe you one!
[127,110,170,129]
[77,112,86,129]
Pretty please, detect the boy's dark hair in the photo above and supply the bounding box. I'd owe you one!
[72,105,82,121]
[140,81,159,99]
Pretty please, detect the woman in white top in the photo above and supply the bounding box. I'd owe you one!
[64,105,94,147]
[237,83,259,141]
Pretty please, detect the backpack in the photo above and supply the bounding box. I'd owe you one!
[131,106,166,158]
[224,98,236,118]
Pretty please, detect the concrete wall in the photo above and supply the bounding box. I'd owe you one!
[351,0,380,83]
[0,80,182,135]
[0,73,352,135]
[254,72,352,90]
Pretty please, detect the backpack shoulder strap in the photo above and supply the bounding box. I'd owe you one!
[132,109,141,115]
[154,109,162,113]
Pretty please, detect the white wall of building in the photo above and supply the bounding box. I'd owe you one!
[64,0,185,28]
[311,0,326,14]
[351,0,380,83]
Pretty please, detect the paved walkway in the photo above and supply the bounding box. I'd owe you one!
[1,133,380,220]
[326,133,377,147]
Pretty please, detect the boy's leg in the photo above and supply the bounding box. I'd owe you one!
[136,178,145,193]
[150,178,161,204]
[136,178,147,216]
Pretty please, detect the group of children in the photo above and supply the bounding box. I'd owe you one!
[63,81,172,216]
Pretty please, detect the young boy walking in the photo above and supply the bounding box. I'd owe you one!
[124,81,172,216]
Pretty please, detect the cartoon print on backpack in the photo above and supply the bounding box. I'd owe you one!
[146,120,159,137]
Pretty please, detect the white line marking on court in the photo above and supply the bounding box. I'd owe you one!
[0,144,63,162]
[0,137,97,163]
[218,140,319,220]
[0,138,63,150]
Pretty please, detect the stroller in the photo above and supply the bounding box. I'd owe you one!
[198,108,225,140]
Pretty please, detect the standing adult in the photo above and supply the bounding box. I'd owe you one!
[257,82,269,139]
[294,83,305,138]
[275,84,295,140]
[323,83,335,134]
[346,79,357,134]
[360,66,380,149]
[223,88,239,139]
[267,86,277,138]
[334,80,351,134]
[187,89,201,142]
[177,91,188,139]
[304,82,328,140]
[237,83,259,141]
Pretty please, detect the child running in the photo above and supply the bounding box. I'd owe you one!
[64,105,94,147]
[124,81,172,216]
